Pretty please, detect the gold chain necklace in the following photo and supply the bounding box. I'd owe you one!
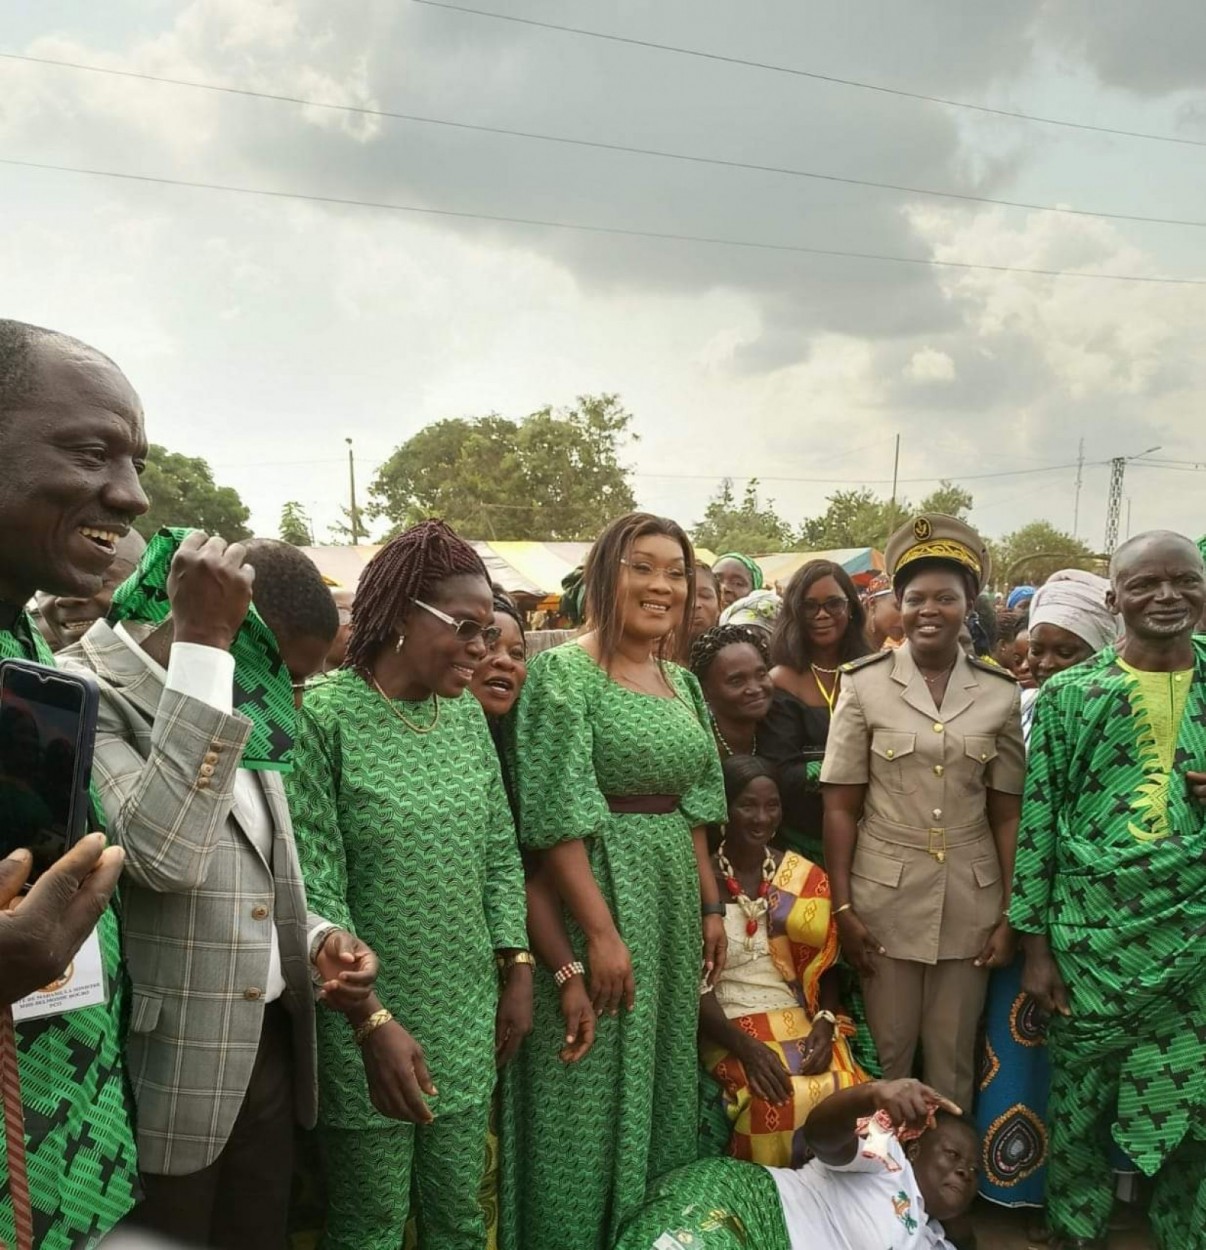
[370,676,441,734]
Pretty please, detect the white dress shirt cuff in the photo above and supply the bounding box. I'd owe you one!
[165,643,236,715]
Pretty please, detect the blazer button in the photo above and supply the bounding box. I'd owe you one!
[932,723,944,733]
[244,987,263,1001]
[197,777,210,790]
[199,763,215,778]
[933,764,944,777]
[204,752,219,766]
[251,905,270,920]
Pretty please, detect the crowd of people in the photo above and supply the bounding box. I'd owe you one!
[0,317,1204,1250]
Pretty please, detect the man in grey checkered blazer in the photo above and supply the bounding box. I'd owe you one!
[62,534,381,1249]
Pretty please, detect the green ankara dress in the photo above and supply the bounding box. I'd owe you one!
[499,643,727,1250]
[0,616,138,1250]
[1009,640,1206,1248]
[287,670,527,1250]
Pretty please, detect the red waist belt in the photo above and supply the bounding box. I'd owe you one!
[605,794,680,815]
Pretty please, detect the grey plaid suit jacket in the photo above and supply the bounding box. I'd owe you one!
[60,622,326,1176]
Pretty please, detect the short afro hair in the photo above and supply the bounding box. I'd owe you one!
[0,319,115,417]
[243,539,340,645]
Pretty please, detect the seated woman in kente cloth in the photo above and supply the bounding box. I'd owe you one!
[699,754,867,1167]
[615,1078,977,1250]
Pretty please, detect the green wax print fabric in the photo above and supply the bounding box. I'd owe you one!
[499,644,727,1250]
[1009,641,1206,1178]
[107,526,296,770]
[614,1157,790,1250]
[287,670,526,1127]
[0,618,138,1250]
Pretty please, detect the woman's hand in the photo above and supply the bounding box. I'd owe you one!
[585,929,635,1016]
[494,964,534,1068]
[872,1078,962,1130]
[1020,940,1072,1017]
[974,917,1016,970]
[702,913,728,988]
[835,909,885,977]
[558,976,596,1063]
[738,1039,792,1105]
[361,1020,437,1124]
[799,1018,835,1076]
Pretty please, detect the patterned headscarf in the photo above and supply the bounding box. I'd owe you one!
[108,528,296,772]
[719,589,782,632]
[1028,570,1118,654]
[714,552,765,591]
[1198,535,1206,562]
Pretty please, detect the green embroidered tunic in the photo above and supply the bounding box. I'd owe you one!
[498,643,726,1250]
[1009,641,1206,1226]
[287,670,527,1128]
[0,617,138,1250]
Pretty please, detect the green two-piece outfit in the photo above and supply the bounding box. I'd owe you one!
[498,643,726,1250]
[0,618,139,1250]
[287,671,526,1250]
[1010,641,1206,1248]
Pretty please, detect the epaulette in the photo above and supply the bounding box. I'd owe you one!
[840,650,894,674]
[967,655,1017,681]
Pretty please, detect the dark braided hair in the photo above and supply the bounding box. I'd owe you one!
[491,586,526,639]
[689,623,769,681]
[345,519,489,674]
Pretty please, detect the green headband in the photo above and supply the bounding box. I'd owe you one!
[714,552,765,591]
[108,527,296,771]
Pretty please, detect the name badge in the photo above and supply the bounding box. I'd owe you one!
[12,929,107,1022]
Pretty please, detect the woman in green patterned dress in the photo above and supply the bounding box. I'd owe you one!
[500,513,729,1250]
[287,521,530,1250]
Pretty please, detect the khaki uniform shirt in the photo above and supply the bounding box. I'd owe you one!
[821,643,1025,962]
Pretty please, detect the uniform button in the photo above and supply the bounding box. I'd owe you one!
[933,808,943,820]
[885,749,895,759]
[204,752,219,766]
[933,723,944,733]
[251,905,270,920]
[244,987,263,1001]
[980,752,989,762]
[933,764,944,777]
[199,763,215,778]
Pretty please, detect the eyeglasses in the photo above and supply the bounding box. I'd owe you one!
[801,596,850,620]
[620,558,692,583]
[413,599,503,646]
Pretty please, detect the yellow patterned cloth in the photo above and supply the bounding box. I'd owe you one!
[701,851,868,1167]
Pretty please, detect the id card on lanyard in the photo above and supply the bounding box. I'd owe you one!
[11,927,107,1022]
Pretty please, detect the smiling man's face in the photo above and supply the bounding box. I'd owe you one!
[0,332,149,604]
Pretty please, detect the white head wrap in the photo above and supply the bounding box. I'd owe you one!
[1027,569,1118,654]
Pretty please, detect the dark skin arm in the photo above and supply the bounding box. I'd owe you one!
[1187,771,1206,803]
[524,858,594,1062]
[699,989,792,1104]
[694,826,727,986]
[806,1078,961,1166]
[799,968,842,1076]
[976,789,1021,970]
[822,782,885,976]
[345,994,438,1124]
[1020,932,1072,1016]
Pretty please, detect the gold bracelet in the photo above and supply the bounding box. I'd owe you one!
[833,903,853,916]
[353,1008,393,1047]
[500,951,536,973]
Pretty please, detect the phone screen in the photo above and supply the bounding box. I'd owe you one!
[0,663,92,880]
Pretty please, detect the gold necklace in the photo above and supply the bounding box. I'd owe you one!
[810,664,840,716]
[370,676,441,734]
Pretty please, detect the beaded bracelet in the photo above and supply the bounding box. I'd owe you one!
[553,961,586,988]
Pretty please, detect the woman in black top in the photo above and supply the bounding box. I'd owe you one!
[758,560,869,865]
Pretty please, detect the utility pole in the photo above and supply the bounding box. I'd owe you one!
[887,433,901,538]
[346,437,362,546]
[1072,436,1085,538]
[1103,445,1161,554]
[1125,496,1133,540]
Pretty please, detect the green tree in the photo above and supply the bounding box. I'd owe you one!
[136,444,251,541]
[918,480,974,520]
[692,479,795,554]
[798,489,901,551]
[993,520,1096,586]
[279,500,313,546]
[368,394,637,540]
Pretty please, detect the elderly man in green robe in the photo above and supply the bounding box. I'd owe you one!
[1011,530,1206,1250]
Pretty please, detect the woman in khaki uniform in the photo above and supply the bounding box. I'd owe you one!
[820,514,1024,1117]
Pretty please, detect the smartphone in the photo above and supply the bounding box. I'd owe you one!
[0,659,99,883]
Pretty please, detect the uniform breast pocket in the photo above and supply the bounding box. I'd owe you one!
[870,731,917,794]
[961,735,998,793]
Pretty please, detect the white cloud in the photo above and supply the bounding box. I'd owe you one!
[904,348,956,382]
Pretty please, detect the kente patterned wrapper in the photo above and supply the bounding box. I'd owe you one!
[498,643,726,1250]
[1009,641,1206,1244]
[0,618,138,1250]
[700,851,868,1167]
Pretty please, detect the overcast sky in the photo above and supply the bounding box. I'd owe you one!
[3,0,1205,548]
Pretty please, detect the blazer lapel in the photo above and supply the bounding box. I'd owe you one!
[891,642,978,722]
[80,621,167,723]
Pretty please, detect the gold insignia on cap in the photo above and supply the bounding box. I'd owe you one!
[913,517,932,540]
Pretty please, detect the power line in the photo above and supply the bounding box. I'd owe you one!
[4,51,1204,231]
[412,0,1206,150]
[632,458,1095,486]
[5,156,1205,286]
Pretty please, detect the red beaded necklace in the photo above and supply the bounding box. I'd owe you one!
[716,842,776,947]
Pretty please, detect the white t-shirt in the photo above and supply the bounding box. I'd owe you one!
[769,1115,954,1250]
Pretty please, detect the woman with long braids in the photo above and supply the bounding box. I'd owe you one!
[287,520,529,1250]
[500,512,727,1250]
[759,560,871,865]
